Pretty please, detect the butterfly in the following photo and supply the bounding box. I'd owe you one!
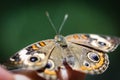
[4,13,120,80]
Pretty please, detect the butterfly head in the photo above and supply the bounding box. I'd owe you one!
[54,35,67,47]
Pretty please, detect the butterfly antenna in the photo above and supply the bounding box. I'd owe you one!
[46,12,57,34]
[58,14,68,34]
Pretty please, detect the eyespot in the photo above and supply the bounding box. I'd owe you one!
[87,52,100,62]
[83,61,90,67]
[45,60,55,70]
[28,55,40,63]
[98,41,106,46]
[29,56,39,62]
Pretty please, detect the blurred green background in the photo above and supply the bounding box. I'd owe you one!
[0,0,120,80]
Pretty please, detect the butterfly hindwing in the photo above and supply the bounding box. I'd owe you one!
[66,41,109,74]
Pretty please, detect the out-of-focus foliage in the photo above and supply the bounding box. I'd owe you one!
[0,0,120,80]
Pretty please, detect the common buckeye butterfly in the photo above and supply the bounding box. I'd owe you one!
[3,12,120,80]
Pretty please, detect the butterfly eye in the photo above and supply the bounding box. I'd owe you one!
[45,60,55,70]
[98,41,106,46]
[87,52,100,62]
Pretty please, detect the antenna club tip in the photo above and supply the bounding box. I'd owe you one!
[45,11,49,16]
[65,14,68,19]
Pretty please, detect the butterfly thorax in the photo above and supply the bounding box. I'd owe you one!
[54,35,67,47]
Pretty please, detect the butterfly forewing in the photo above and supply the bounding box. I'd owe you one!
[8,39,55,70]
[65,34,120,52]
